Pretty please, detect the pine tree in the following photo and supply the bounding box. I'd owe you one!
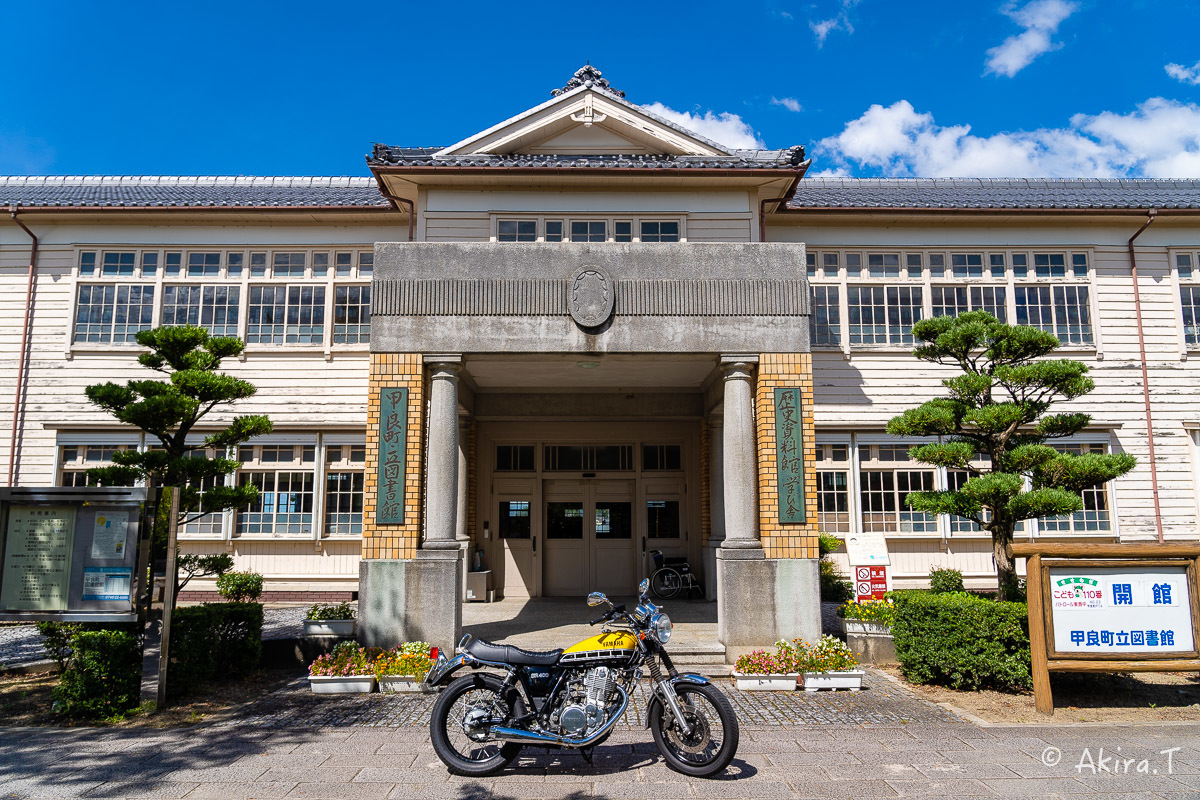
[84,326,273,560]
[886,312,1135,599]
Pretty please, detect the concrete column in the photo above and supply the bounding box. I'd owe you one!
[720,359,760,550]
[457,419,472,599]
[423,359,461,550]
[703,415,724,600]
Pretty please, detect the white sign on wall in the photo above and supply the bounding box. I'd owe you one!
[1048,566,1195,654]
[845,530,891,567]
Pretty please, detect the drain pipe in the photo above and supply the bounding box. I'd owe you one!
[379,188,415,242]
[1127,208,1163,543]
[7,205,38,487]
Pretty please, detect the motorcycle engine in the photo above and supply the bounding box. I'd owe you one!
[555,667,617,737]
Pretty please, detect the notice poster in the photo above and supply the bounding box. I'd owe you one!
[82,567,133,601]
[845,529,891,566]
[854,565,889,602]
[1049,566,1195,654]
[90,511,129,560]
[1,506,77,611]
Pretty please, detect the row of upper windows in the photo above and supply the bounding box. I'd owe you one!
[497,218,680,243]
[72,283,370,346]
[77,249,374,280]
[805,249,1090,281]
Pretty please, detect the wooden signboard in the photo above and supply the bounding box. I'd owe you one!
[1013,543,1200,715]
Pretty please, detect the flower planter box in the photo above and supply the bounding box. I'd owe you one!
[732,671,800,691]
[840,620,897,664]
[309,675,375,694]
[378,676,434,694]
[303,619,356,637]
[802,670,864,692]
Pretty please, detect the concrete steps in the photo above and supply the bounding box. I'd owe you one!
[664,643,728,677]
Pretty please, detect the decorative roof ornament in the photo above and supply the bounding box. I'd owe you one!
[552,64,625,98]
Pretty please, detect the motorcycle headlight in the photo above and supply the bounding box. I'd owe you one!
[651,612,672,644]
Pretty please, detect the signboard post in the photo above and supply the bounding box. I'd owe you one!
[845,528,891,602]
[1014,543,1200,715]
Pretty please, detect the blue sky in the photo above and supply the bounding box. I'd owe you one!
[2,0,1198,177]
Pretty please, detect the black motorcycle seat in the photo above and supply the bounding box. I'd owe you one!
[465,638,563,667]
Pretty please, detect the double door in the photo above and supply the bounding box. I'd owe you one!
[542,479,635,596]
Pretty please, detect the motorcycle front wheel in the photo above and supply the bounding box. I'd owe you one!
[649,683,739,777]
[430,673,525,777]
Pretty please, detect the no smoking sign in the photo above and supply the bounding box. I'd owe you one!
[855,566,888,601]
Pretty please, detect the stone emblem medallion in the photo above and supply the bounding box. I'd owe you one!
[568,265,615,328]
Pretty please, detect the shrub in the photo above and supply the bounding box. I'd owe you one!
[306,602,356,621]
[53,629,141,720]
[891,591,1031,691]
[837,597,895,626]
[36,621,83,669]
[929,567,965,594]
[216,571,264,602]
[818,533,853,603]
[167,602,263,698]
[372,642,435,679]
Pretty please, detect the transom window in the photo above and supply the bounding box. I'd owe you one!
[495,218,683,243]
[58,444,135,487]
[544,444,634,471]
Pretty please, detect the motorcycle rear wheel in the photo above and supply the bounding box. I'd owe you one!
[649,683,739,777]
[430,673,525,777]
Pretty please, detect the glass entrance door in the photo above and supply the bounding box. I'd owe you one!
[542,479,634,596]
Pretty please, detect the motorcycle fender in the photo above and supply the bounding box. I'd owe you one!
[643,673,711,728]
[423,653,472,687]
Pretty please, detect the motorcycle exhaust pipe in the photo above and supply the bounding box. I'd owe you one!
[489,686,629,749]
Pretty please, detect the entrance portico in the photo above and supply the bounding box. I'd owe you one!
[358,242,822,662]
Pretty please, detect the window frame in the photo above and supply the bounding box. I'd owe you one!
[490,215,687,243]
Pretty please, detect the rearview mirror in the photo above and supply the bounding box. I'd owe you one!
[639,578,650,595]
[587,592,609,607]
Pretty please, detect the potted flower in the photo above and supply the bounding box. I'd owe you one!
[373,642,436,693]
[836,598,896,663]
[308,641,380,693]
[303,602,356,637]
[731,639,803,691]
[800,635,864,692]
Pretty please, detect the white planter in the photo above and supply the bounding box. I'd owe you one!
[378,676,434,694]
[840,619,891,636]
[303,619,356,637]
[731,672,800,691]
[802,670,865,692]
[309,675,375,694]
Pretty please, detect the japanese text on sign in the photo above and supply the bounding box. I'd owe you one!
[377,387,408,525]
[773,387,806,524]
[1049,566,1194,653]
[1,506,76,611]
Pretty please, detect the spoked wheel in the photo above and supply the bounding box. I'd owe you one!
[650,683,739,777]
[650,567,683,599]
[430,673,525,777]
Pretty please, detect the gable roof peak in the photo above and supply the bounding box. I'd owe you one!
[551,64,625,99]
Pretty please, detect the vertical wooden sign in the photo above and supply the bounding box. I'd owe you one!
[377,387,408,525]
[774,387,806,523]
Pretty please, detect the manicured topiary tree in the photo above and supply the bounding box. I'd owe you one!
[84,326,272,576]
[887,312,1135,600]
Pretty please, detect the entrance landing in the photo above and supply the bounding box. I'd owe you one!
[461,596,725,671]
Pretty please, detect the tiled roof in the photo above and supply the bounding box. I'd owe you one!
[368,146,809,170]
[0,176,389,208]
[787,178,1200,210]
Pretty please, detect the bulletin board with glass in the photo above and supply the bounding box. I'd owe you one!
[0,487,145,622]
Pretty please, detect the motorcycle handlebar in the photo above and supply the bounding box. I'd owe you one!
[589,613,608,626]
[589,603,628,626]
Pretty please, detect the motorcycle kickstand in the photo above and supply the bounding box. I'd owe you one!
[580,746,594,765]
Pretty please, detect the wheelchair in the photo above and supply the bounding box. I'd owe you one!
[648,548,702,599]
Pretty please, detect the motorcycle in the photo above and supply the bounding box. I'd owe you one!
[423,578,739,778]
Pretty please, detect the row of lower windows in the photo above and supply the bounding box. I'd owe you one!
[73,284,370,345]
[811,284,1093,347]
[806,249,1090,281]
[79,249,373,280]
[816,441,1112,537]
[59,443,365,537]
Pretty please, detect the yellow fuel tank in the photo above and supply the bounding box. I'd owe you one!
[560,631,638,664]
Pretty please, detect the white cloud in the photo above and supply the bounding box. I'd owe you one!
[985,0,1078,77]
[771,97,803,112]
[1166,61,1200,86]
[641,102,766,150]
[809,0,859,46]
[817,97,1200,178]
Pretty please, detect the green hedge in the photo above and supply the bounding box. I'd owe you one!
[52,629,141,720]
[168,602,263,698]
[891,591,1032,691]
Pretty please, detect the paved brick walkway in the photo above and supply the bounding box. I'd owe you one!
[3,715,1199,799]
